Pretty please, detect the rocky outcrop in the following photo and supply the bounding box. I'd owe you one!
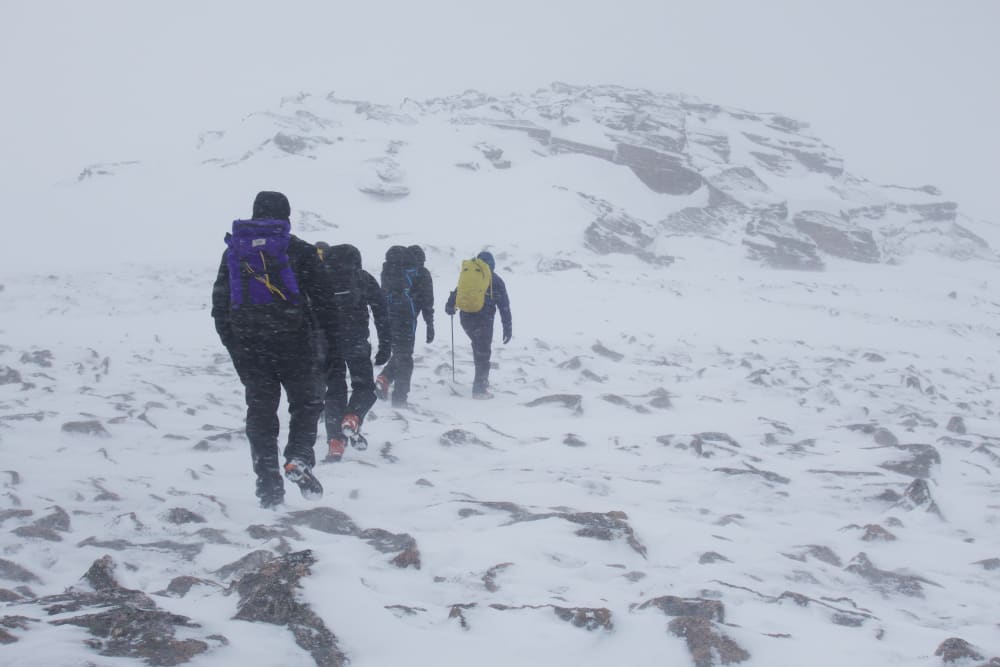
[233,550,346,667]
[793,211,880,263]
[5,556,219,664]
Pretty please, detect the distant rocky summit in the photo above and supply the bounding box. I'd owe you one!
[191,82,993,269]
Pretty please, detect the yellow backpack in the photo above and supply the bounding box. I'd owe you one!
[455,258,493,313]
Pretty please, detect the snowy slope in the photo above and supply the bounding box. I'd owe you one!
[2,84,1000,667]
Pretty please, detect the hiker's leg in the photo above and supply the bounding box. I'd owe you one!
[390,326,416,405]
[323,354,348,442]
[233,350,282,478]
[277,337,323,468]
[345,340,376,422]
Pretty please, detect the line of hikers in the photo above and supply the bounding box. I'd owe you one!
[211,191,513,508]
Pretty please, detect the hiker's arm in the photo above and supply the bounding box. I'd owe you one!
[211,251,235,349]
[495,276,512,342]
[419,269,435,326]
[444,289,457,316]
[365,272,391,351]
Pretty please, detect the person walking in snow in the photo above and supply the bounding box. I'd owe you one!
[376,245,434,407]
[313,242,391,462]
[211,191,337,508]
[444,250,512,399]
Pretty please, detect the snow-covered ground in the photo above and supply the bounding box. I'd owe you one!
[2,86,1000,666]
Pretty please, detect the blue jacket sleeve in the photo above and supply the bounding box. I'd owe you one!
[493,275,512,337]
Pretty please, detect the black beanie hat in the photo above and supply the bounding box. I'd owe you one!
[252,191,291,220]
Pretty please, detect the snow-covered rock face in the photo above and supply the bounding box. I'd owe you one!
[190,83,993,269]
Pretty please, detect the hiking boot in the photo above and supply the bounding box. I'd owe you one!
[283,459,323,500]
[259,493,284,510]
[472,390,494,400]
[375,375,390,400]
[255,474,284,509]
[324,438,346,463]
[341,413,368,451]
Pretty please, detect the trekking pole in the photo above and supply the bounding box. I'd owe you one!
[450,314,455,383]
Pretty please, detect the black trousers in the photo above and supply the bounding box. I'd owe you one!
[230,333,323,481]
[323,338,376,441]
[461,314,495,394]
[382,312,416,405]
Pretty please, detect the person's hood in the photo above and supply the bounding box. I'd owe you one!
[408,245,426,267]
[476,251,495,271]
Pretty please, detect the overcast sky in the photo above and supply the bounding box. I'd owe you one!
[3,1,998,222]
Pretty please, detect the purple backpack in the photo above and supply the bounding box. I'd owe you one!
[225,219,304,333]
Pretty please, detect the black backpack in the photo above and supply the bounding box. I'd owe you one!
[323,244,364,314]
[381,245,418,306]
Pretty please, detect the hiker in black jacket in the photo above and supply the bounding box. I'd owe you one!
[211,191,337,507]
[314,243,391,462]
[376,245,434,407]
[445,250,512,399]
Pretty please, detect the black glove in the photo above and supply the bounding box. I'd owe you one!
[445,304,456,316]
[374,346,390,366]
[426,323,435,344]
[503,330,512,344]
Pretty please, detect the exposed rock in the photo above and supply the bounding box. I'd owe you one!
[668,616,750,666]
[272,132,334,156]
[483,563,513,592]
[12,525,63,541]
[448,603,476,629]
[592,341,625,361]
[895,478,943,516]
[636,595,725,622]
[699,551,732,564]
[552,606,613,631]
[159,576,222,598]
[793,211,880,262]
[0,559,42,584]
[861,524,897,542]
[19,350,53,367]
[247,524,302,541]
[0,509,32,525]
[714,462,789,485]
[563,433,587,447]
[283,508,419,566]
[614,143,703,195]
[358,183,410,200]
[934,637,984,663]
[845,552,937,597]
[19,556,217,665]
[525,394,583,414]
[439,428,493,448]
[212,550,276,581]
[782,545,843,567]
[360,528,421,569]
[946,416,967,434]
[163,508,206,525]
[466,501,647,557]
[879,444,941,478]
[284,507,359,535]
[0,367,22,385]
[233,550,345,667]
[973,558,1000,571]
[690,432,741,457]
[77,537,203,560]
[743,216,824,270]
[846,423,899,446]
[61,420,111,437]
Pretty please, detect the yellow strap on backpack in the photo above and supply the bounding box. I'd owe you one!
[455,258,492,313]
